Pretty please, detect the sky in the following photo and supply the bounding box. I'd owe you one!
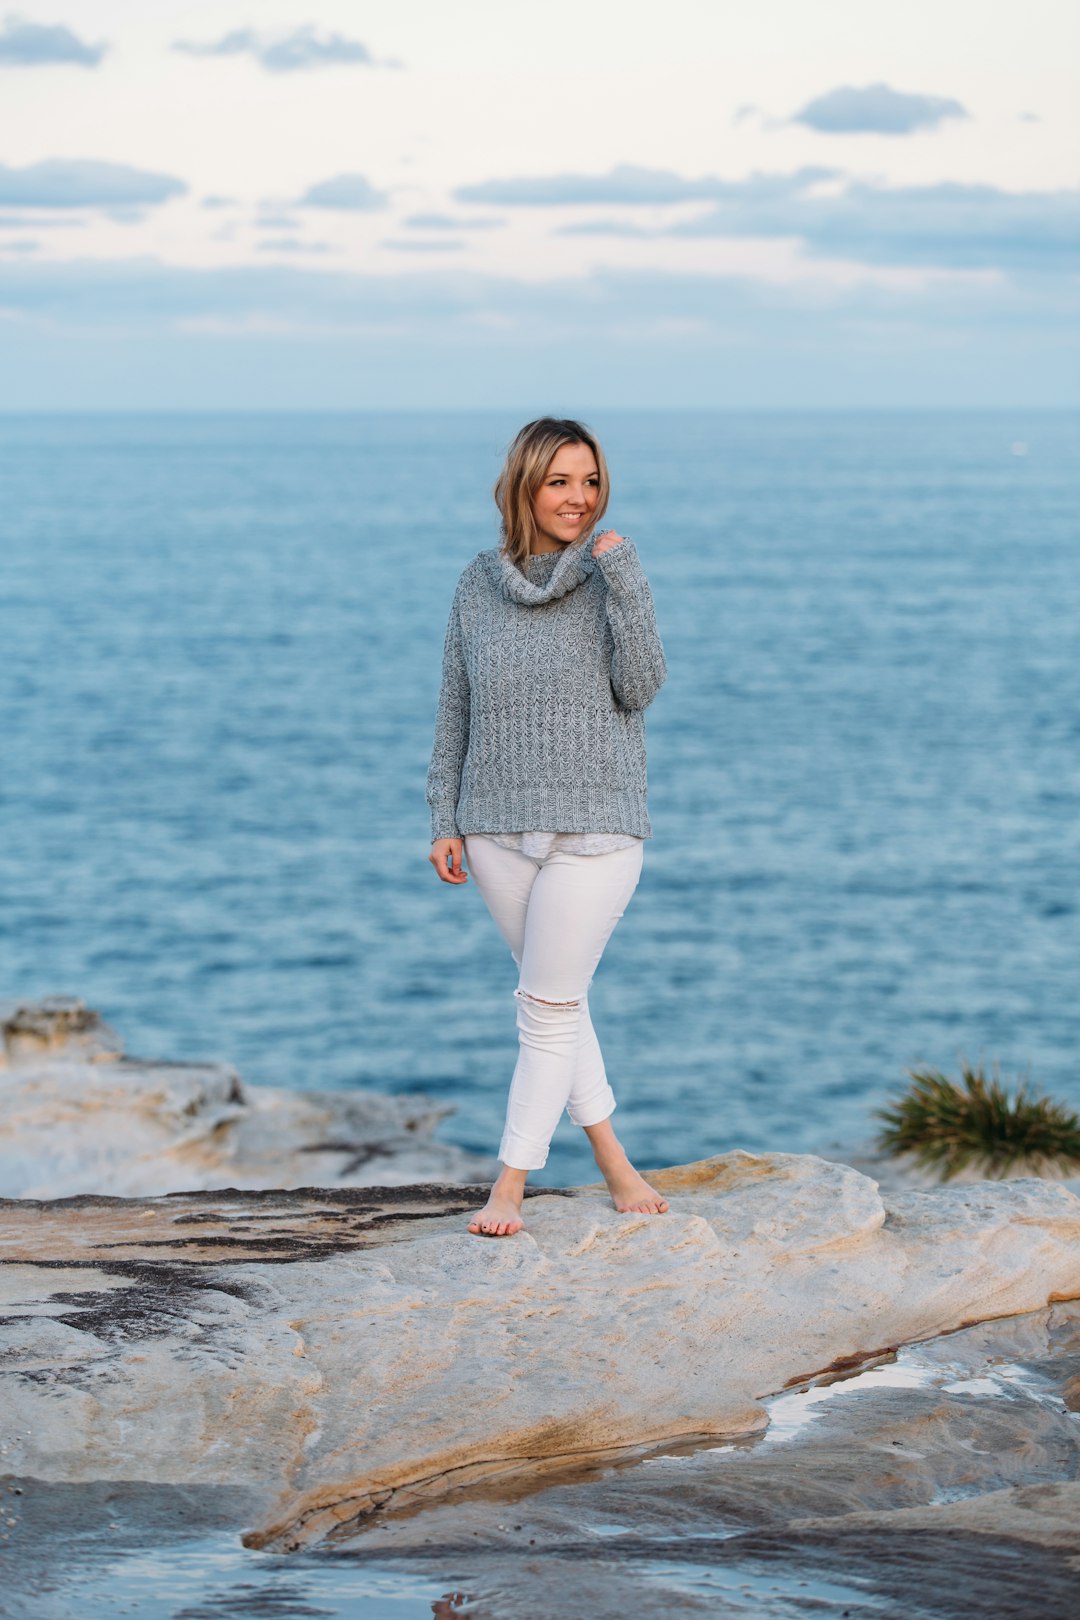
[0,0,1077,408]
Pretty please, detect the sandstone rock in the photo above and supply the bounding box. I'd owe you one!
[318,1299,1080,1619]
[2,1150,1077,1558]
[0,995,122,1065]
[829,1130,1080,1199]
[786,1478,1080,1552]
[0,996,495,1197]
[6,1302,1079,1619]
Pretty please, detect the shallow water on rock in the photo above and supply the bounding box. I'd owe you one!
[4,1529,900,1620]
[8,1303,1079,1620]
[15,1538,441,1619]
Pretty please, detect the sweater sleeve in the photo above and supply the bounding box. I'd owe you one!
[594,538,667,712]
[425,578,471,841]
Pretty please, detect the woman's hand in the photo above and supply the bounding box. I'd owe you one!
[592,529,627,557]
[429,838,469,884]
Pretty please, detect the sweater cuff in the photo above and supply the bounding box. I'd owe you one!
[430,803,463,842]
[594,536,646,593]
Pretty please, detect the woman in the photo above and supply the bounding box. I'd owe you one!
[426,417,669,1237]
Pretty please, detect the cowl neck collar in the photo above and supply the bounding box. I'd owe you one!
[482,534,598,606]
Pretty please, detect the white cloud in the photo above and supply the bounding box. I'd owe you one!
[402,212,505,231]
[791,83,969,136]
[0,256,1074,407]
[171,24,393,73]
[455,164,1079,275]
[455,165,839,207]
[296,174,389,211]
[0,157,185,210]
[0,12,106,67]
[672,178,1080,272]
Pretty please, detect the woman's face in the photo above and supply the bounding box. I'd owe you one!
[530,441,600,552]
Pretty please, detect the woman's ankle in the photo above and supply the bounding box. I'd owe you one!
[596,1155,635,1188]
[585,1125,632,1176]
[491,1165,529,1204]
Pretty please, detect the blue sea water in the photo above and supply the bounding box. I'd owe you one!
[2,410,1078,1185]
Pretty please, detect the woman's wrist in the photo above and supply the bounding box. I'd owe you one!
[594,535,643,587]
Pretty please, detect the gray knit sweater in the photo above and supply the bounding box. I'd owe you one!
[426,533,666,842]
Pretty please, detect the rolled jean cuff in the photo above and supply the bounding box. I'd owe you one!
[498,1130,550,1171]
[566,1089,617,1129]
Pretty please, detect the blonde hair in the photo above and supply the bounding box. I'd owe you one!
[494,417,610,569]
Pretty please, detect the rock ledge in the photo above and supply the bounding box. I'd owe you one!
[2,1148,1077,1553]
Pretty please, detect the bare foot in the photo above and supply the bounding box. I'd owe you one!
[467,1191,524,1237]
[602,1162,669,1215]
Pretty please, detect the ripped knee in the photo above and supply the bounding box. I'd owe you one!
[514,987,580,1009]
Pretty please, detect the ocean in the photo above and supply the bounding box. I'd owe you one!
[3,409,1078,1185]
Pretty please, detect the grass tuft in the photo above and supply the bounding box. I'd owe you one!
[872,1062,1080,1182]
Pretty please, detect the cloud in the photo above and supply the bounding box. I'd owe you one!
[0,211,80,228]
[556,220,655,238]
[453,160,1077,275]
[0,12,106,66]
[172,24,392,73]
[791,83,969,135]
[402,212,504,231]
[0,158,186,210]
[454,164,839,207]
[256,238,334,255]
[671,179,1080,272]
[383,238,466,252]
[1,257,1075,410]
[297,174,388,211]
[1,255,1071,334]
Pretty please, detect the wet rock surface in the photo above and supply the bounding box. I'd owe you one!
[4,1305,1079,1618]
[307,1299,1080,1618]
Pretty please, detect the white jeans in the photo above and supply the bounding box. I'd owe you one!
[464,833,645,1170]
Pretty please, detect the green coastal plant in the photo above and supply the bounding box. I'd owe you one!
[872,1062,1080,1182]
